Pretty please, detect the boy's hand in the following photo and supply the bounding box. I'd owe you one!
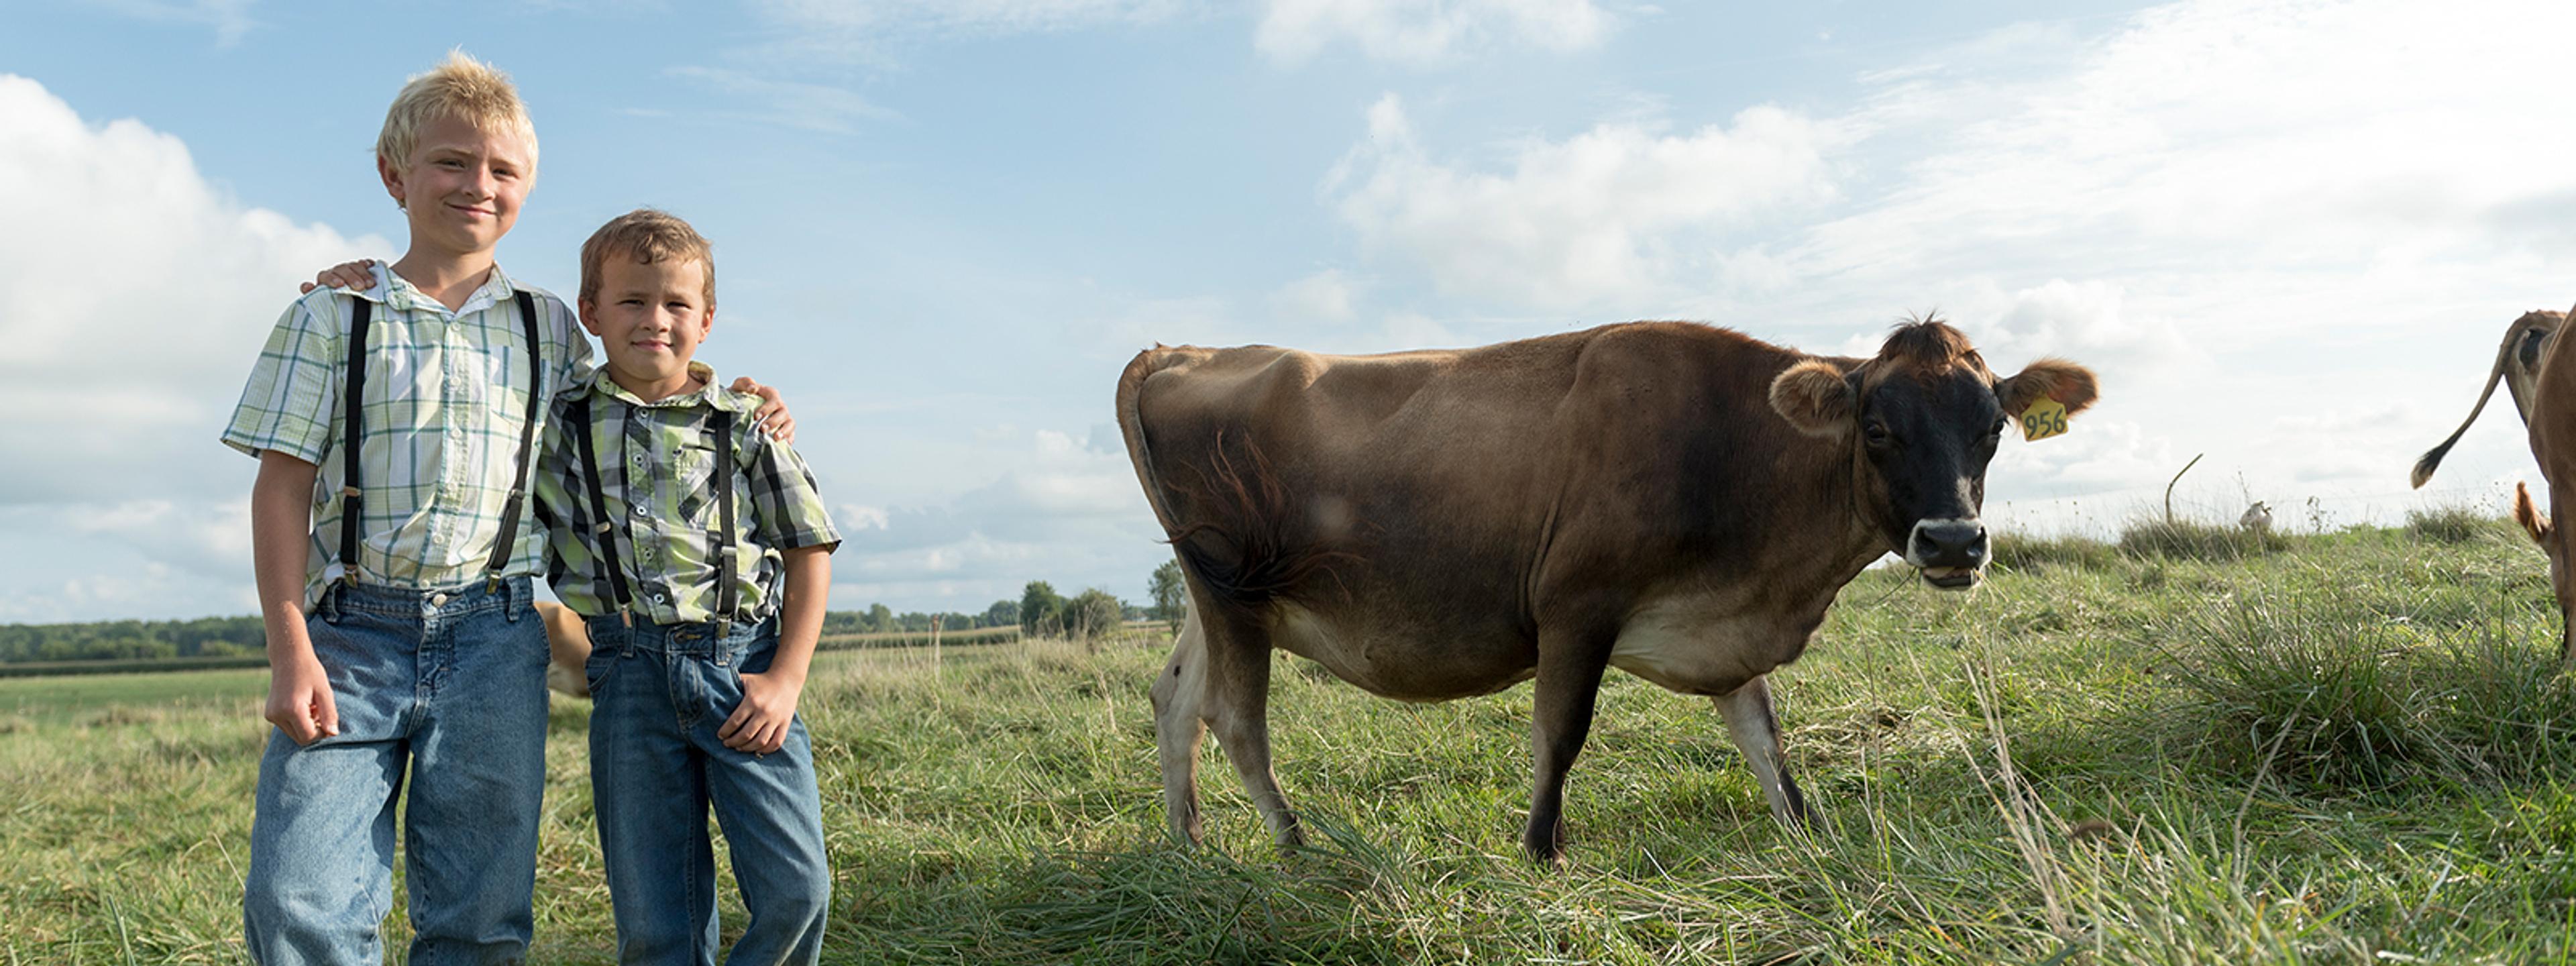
[728,378,796,445]
[296,259,378,294]
[264,651,341,745]
[718,669,804,755]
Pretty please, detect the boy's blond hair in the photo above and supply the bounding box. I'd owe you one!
[376,50,539,171]
[580,209,716,309]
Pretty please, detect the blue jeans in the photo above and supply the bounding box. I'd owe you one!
[584,615,830,966]
[244,577,550,966]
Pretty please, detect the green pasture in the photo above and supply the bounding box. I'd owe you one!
[6,519,2576,963]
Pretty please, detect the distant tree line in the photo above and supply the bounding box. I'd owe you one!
[820,603,1017,637]
[6,562,1199,665]
[0,616,268,663]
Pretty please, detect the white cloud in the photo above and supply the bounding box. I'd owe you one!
[0,75,385,507]
[0,75,385,620]
[1327,93,1839,312]
[1256,0,1614,65]
[1795,0,2576,294]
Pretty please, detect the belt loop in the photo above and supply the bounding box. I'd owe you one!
[317,584,340,624]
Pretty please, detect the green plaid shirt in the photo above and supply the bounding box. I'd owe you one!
[535,363,841,625]
[222,264,592,607]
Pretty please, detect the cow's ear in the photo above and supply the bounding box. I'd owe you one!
[1770,360,1856,437]
[1994,358,2098,419]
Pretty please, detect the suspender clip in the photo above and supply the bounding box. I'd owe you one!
[341,486,360,498]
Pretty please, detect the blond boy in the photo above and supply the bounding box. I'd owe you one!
[224,54,784,965]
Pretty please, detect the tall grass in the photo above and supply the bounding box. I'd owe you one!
[2116,515,2290,561]
[2405,503,2516,545]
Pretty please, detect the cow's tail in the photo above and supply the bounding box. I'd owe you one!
[1117,349,1352,611]
[1118,347,1189,537]
[2516,480,2553,546]
[2412,328,2525,488]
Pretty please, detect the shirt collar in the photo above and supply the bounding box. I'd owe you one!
[356,262,521,316]
[584,360,737,410]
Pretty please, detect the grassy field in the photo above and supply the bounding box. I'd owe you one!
[6,521,2575,964]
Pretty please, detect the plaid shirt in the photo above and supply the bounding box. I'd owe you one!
[223,264,592,607]
[535,363,841,625]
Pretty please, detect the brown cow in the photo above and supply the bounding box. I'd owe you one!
[2410,309,2564,488]
[2508,301,2576,667]
[1117,319,2098,861]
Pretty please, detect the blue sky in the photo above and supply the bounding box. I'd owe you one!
[5,0,2574,623]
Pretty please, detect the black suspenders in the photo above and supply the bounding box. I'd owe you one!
[335,290,543,587]
[484,291,545,586]
[710,409,739,636]
[572,396,741,630]
[570,394,636,623]
[336,299,372,570]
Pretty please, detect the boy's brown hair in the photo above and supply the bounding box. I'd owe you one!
[376,49,538,171]
[580,209,716,309]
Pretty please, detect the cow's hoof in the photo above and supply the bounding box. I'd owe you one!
[1521,822,1568,865]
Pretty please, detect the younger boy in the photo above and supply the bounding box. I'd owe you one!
[534,209,839,964]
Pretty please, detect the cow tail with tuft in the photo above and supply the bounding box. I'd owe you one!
[2414,313,2561,488]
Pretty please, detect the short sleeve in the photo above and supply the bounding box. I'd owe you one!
[220,297,342,464]
[736,414,840,553]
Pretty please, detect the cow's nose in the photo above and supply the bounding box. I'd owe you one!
[1911,519,1988,568]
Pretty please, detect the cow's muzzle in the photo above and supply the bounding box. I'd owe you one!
[1907,518,1987,590]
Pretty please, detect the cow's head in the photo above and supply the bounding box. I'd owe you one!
[1768,319,2097,590]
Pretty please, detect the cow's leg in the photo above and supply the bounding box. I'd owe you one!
[1200,606,1304,848]
[1524,628,1614,863]
[1150,609,1211,845]
[1715,675,1811,827]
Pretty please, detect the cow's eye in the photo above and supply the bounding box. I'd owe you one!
[1863,422,1892,447]
[1988,417,2007,437]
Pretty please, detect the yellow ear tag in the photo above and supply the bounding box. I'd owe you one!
[2020,396,2070,441]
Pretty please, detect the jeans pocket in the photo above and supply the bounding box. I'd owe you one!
[584,646,621,693]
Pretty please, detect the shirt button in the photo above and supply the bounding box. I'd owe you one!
[653,593,668,604]
[633,504,647,517]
